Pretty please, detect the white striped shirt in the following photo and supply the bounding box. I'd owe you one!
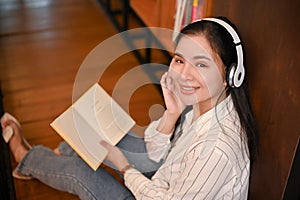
[124,96,250,199]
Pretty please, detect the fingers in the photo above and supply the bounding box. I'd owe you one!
[100,140,129,171]
[161,72,174,91]
[99,140,111,149]
[99,140,114,161]
[100,140,119,154]
[160,72,168,88]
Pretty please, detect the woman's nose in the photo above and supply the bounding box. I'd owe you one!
[180,62,195,80]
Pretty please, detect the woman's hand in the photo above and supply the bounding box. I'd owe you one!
[160,72,185,116]
[100,140,130,172]
[158,72,186,134]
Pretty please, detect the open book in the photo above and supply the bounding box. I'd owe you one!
[50,83,135,171]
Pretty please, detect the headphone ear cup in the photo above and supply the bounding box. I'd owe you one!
[227,63,236,88]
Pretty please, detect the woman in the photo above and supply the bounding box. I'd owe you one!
[2,16,257,199]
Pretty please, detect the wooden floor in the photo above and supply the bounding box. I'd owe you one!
[0,0,167,199]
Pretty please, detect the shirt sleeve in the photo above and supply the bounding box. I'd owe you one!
[124,146,235,200]
[144,119,173,162]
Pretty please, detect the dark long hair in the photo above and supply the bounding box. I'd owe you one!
[175,16,258,164]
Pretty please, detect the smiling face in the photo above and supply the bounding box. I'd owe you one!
[169,34,227,113]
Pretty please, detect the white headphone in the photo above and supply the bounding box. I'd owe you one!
[196,18,245,88]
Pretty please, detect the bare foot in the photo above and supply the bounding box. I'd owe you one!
[4,119,31,163]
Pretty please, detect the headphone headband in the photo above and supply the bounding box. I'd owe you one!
[203,18,241,44]
[193,18,245,88]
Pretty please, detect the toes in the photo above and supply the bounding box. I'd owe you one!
[2,119,18,129]
[1,113,21,130]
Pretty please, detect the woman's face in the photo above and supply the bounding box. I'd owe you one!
[169,34,226,112]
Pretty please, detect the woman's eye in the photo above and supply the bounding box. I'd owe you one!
[196,63,206,68]
[174,58,184,64]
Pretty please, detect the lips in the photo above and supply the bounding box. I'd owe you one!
[180,85,200,94]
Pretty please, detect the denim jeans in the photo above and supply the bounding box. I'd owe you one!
[17,132,162,200]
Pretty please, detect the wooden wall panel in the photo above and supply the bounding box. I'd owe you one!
[212,0,300,199]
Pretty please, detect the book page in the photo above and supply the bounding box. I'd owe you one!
[73,83,135,145]
[50,107,108,171]
[50,83,135,170]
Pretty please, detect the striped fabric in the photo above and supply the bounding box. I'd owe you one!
[125,96,250,199]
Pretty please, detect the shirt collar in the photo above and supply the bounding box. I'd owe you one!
[184,95,235,133]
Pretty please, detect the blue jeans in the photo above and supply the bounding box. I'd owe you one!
[17,132,162,200]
